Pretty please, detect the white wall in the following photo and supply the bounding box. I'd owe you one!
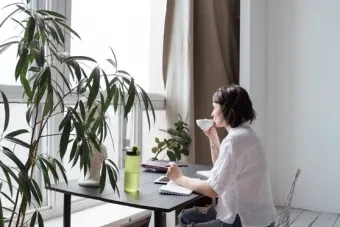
[241,0,340,213]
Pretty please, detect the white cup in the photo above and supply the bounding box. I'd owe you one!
[196,119,214,130]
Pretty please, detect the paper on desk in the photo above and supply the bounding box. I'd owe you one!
[196,170,211,178]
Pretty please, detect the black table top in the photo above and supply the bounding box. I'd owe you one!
[46,164,212,212]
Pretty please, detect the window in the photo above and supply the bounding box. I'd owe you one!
[1,0,167,222]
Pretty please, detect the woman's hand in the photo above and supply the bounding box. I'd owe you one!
[203,125,220,145]
[166,163,183,183]
[203,125,218,139]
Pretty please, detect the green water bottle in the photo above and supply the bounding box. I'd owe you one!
[124,146,141,192]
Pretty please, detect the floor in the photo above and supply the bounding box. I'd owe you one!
[276,207,340,227]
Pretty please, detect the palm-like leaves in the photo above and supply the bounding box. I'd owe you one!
[0,2,155,226]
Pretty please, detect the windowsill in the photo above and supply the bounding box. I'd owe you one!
[41,203,152,227]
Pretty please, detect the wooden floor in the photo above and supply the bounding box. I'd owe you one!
[276,207,340,227]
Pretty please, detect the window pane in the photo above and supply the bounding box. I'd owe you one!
[0,1,27,85]
[70,0,166,93]
[142,110,167,162]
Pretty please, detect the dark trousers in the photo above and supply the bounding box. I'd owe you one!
[178,205,275,227]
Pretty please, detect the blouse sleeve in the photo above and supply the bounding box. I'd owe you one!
[207,137,240,195]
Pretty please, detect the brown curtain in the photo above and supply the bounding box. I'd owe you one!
[163,0,239,164]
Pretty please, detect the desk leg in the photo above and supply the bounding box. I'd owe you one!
[154,210,163,227]
[64,194,71,227]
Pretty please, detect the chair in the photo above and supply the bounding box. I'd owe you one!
[275,169,301,227]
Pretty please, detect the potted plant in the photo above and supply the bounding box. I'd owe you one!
[0,1,155,226]
[151,114,191,161]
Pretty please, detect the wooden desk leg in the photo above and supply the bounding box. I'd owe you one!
[154,210,163,227]
[64,194,71,227]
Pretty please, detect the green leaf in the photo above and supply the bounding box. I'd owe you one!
[54,159,68,184]
[41,158,59,183]
[69,140,78,163]
[73,61,82,81]
[64,56,96,63]
[0,8,20,28]
[20,73,33,100]
[167,151,177,161]
[99,162,106,193]
[59,121,71,159]
[33,46,44,68]
[37,211,44,227]
[59,111,71,131]
[107,159,119,174]
[151,147,159,153]
[0,162,20,188]
[155,137,160,143]
[43,94,53,117]
[2,169,13,196]
[28,179,42,206]
[0,191,14,205]
[50,65,71,92]
[30,211,37,227]
[26,106,33,124]
[113,87,119,112]
[11,18,25,29]
[107,166,119,196]
[157,141,165,149]
[31,179,43,204]
[24,16,35,44]
[39,160,51,187]
[5,129,29,138]
[175,150,182,161]
[4,136,30,148]
[0,91,10,132]
[79,100,86,120]
[87,67,100,109]
[29,66,40,72]
[0,195,3,227]
[38,10,67,19]
[52,21,65,43]
[106,59,117,69]
[124,84,135,118]
[2,149,26,171]
[139,88,152,130]
[109,46,118,69]
[36,14,45,31]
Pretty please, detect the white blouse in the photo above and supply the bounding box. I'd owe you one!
[207,124,276,227]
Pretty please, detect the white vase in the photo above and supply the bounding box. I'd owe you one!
[78,143,108,187]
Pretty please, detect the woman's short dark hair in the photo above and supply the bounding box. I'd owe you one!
[213,84,256,128]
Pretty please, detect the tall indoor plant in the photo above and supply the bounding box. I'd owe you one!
[0,1,155,226]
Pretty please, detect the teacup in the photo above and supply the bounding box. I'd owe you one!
[196,119,214,130]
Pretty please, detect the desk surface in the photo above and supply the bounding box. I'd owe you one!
[46,164,212,212]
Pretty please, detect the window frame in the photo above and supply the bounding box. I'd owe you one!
[1,0,166,221]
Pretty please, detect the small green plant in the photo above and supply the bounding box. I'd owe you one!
[151,115,191,161]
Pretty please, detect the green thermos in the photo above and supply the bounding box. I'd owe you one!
[124,146,140,192]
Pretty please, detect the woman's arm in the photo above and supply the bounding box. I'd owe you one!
[175,176,218,198]
[203,126,221,164]
[209,139,220,164]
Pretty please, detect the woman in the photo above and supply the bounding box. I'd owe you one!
[166,85,276,227]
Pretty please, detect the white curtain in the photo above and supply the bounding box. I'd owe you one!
[162,0,195,163]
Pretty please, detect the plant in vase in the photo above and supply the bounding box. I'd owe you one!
[151,114,191,162]
[0,1,155,226]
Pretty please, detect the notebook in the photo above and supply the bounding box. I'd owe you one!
[159,181,193,196]
[196,170,211,178]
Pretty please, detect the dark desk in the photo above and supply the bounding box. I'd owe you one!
[46,164,212,227]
